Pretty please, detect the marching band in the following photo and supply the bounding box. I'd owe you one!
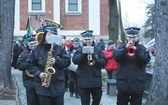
[15,18,152,105]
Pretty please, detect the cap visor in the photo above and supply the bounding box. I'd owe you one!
[83,37,92,40]
[126,34,137,37]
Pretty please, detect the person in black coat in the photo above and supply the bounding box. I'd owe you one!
[29,25,71,105]
[96,38,105,51]
[17,35,40,105]
[72,30,107,105]
[113,27,151,105]
[12,40,24,68]
[67,38,80,98]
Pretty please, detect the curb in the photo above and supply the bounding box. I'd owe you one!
[12,76,20,105]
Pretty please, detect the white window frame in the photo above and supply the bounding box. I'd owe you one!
[65,0,82,15]
[28,0,46,13]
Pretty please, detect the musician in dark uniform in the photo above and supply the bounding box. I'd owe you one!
[113,27,151,105]
[29,25,71,105]
[17,35,40,105]
[12,40,24,68]
[72,30,107,105]
[67,38,80,98]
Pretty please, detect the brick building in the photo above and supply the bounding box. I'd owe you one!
[14,0,111,40]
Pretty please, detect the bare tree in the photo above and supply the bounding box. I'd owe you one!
[0,0,15,88]
[108,0,118,41]
[145,0,168,105]
[108,0,125,43]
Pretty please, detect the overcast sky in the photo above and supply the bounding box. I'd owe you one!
[120,0,154,28]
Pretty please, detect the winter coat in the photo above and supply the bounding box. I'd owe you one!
[12,44,24,68]
[113,43,151,94]
[96,39,105,51]
[104,48,117,71]
[17,49,34,87]
[29,44,71,97]
[72,46,107,88]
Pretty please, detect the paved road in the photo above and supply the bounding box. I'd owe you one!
[12,69,81,105]
[11,68,116,105]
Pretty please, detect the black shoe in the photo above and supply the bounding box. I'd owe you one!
[76,95,80,98]
[70,92,73,97]
[75,93,80,98]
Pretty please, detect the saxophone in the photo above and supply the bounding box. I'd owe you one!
[41,44,56,88]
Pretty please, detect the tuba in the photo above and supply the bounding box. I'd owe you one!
[44,19,63,29]
[25,69,35,77]
[36,32,44,44]
[25,51,35,78]
[41,44,56,88]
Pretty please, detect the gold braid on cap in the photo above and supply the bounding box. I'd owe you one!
[44,19,63,29]
[35,20,63,44]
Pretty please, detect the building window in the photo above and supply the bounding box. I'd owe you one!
[69,0,78,11]
[32,0,41,10]
[28,0,45,13]
[65,0,82,15]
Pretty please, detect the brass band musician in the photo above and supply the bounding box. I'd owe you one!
[72,30,107,105]
[17,35,40,105]
[29,25,70,105]
[113,27,151,105]
[67,38,81,98]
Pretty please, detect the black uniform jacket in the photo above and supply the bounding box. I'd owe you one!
[29,44,71,97]
[17,49,34,87]
[72,46,107,88]
[113,43,151,94]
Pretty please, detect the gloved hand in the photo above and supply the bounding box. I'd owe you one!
[81,53,87,59]
[92,54,100,62]
[126,41,136,50]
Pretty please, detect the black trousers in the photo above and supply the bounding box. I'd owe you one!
[38,94,64,105]
[11,56,19,69]
[68,70,78,93]
[117,91,143,105]
[107,71,113,79]
[79,87,102,105]
[106,70,117,79]
[64,69,69,90]
[25,86,40,105]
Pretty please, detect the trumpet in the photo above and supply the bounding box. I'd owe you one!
[87,54,95,66]
[127,41,136,56]
[127,46,136,56]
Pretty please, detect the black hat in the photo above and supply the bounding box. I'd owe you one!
[81,30,93,39]
[125,27,140,37]
[108,40,114,46]
[43,25,57,35]
[27,35,36,44]
[36,29,43,34]
[72,38,80,43]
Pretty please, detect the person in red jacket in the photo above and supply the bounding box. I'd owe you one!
[104,40,118,79]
